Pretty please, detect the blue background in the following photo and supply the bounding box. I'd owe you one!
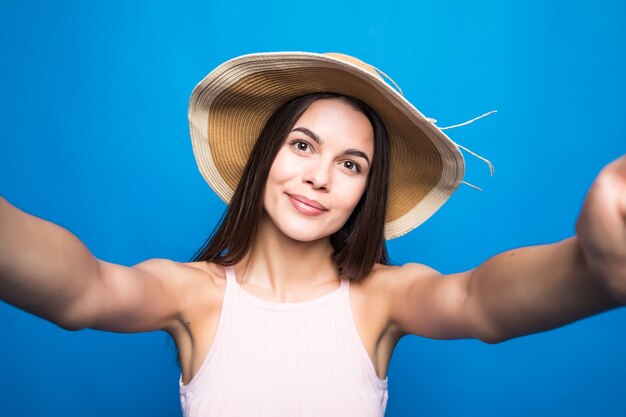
[1,0,625,416]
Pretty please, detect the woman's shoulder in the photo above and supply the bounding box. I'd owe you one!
[352,262,401,302]
[176,260,227,292]
[364,262,440,335]
[181,260,227,279]
[145,259,226,306]
[140,258,223,282]
[366,261,439,295]
[157,260,228,323]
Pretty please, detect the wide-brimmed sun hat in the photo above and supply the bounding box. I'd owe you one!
[188,51,484,239]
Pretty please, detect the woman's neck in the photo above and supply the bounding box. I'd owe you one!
[234,213,339,301]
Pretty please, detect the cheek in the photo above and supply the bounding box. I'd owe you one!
[264,151,296,206]
[335,180,367,212]
[267,149,298,183]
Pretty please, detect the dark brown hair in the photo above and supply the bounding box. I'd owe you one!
[190,92,392,281]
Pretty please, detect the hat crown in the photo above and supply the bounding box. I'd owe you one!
[323,52,384,82]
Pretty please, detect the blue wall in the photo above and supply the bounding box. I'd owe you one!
[1,1,625,416]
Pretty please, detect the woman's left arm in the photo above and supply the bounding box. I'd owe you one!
[388,154,626,344]
[465,154,626,343]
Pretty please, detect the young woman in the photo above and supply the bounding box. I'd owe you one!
[1,52,625,416]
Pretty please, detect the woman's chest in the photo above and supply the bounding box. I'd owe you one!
[176,275,401,385]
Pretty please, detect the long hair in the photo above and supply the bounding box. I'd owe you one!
[190,92,392,281]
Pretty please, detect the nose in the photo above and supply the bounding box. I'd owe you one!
[303,159,331,191]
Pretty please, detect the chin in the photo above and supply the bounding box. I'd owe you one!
[280,224,327,243]
[276,217,339,243]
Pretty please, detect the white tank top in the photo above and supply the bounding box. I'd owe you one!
[179,265,389,416]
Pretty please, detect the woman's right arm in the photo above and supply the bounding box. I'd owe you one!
[0,196,188,333]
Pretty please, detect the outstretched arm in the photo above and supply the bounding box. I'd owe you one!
[0,197,190,333]
[388,154,626,343]
[0,196,100,328]
[463,235,622,343]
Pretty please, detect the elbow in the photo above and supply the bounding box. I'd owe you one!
[478,333,506,345]
[57,320,87,332]
[54,311,90,331]
[55,267,103,332]
[474,323,520,344]
[469,315,508,345]
[54,297,96,332]
[464,293,509,345]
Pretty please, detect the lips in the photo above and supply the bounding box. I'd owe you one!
[287,194,328,216]
[287,194,328,211]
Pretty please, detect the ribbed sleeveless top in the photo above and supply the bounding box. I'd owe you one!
[179,265,389,416]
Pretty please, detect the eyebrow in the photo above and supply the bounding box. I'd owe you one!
[291,127,371,165]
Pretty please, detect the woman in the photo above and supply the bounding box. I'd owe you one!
[1,52,625,416]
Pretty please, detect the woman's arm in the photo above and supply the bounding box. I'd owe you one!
[463,236,622,343]
[387,154,626,343]
[0,196,189,333]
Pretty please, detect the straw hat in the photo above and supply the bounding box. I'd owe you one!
[188,51,465,240]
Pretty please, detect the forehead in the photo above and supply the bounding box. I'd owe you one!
[291,98,375,155]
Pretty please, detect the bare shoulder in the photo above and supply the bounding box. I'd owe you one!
[366,262,441,294]
[367,261,475,340]
[123,258,211,294]
[179,260,228,294]
[178,260,231,312]
[131,258,221,293]
[72,257,227,335]
[364,262,446,336]
[160,259,225,301]
[132,258,225,327]
[364,262,442,307]
[350,263,437,334]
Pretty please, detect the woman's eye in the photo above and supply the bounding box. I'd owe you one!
[291,140,311,154]
[342,160,361,174]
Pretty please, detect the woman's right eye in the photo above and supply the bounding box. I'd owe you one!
[290,140,312,154]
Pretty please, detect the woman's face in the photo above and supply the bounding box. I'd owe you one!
[262,98,375,242]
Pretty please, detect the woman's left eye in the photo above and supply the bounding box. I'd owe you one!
[342,160,361,174]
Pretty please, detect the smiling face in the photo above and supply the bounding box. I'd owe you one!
[262,98,375,242]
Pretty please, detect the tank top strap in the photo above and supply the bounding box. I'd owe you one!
[339,275,350,293]
[224,265,239,294]
[224,264,236,283]
[336,275,351,311]
[337,275,349,301]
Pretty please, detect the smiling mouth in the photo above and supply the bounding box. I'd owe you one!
[287,194,328,216]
